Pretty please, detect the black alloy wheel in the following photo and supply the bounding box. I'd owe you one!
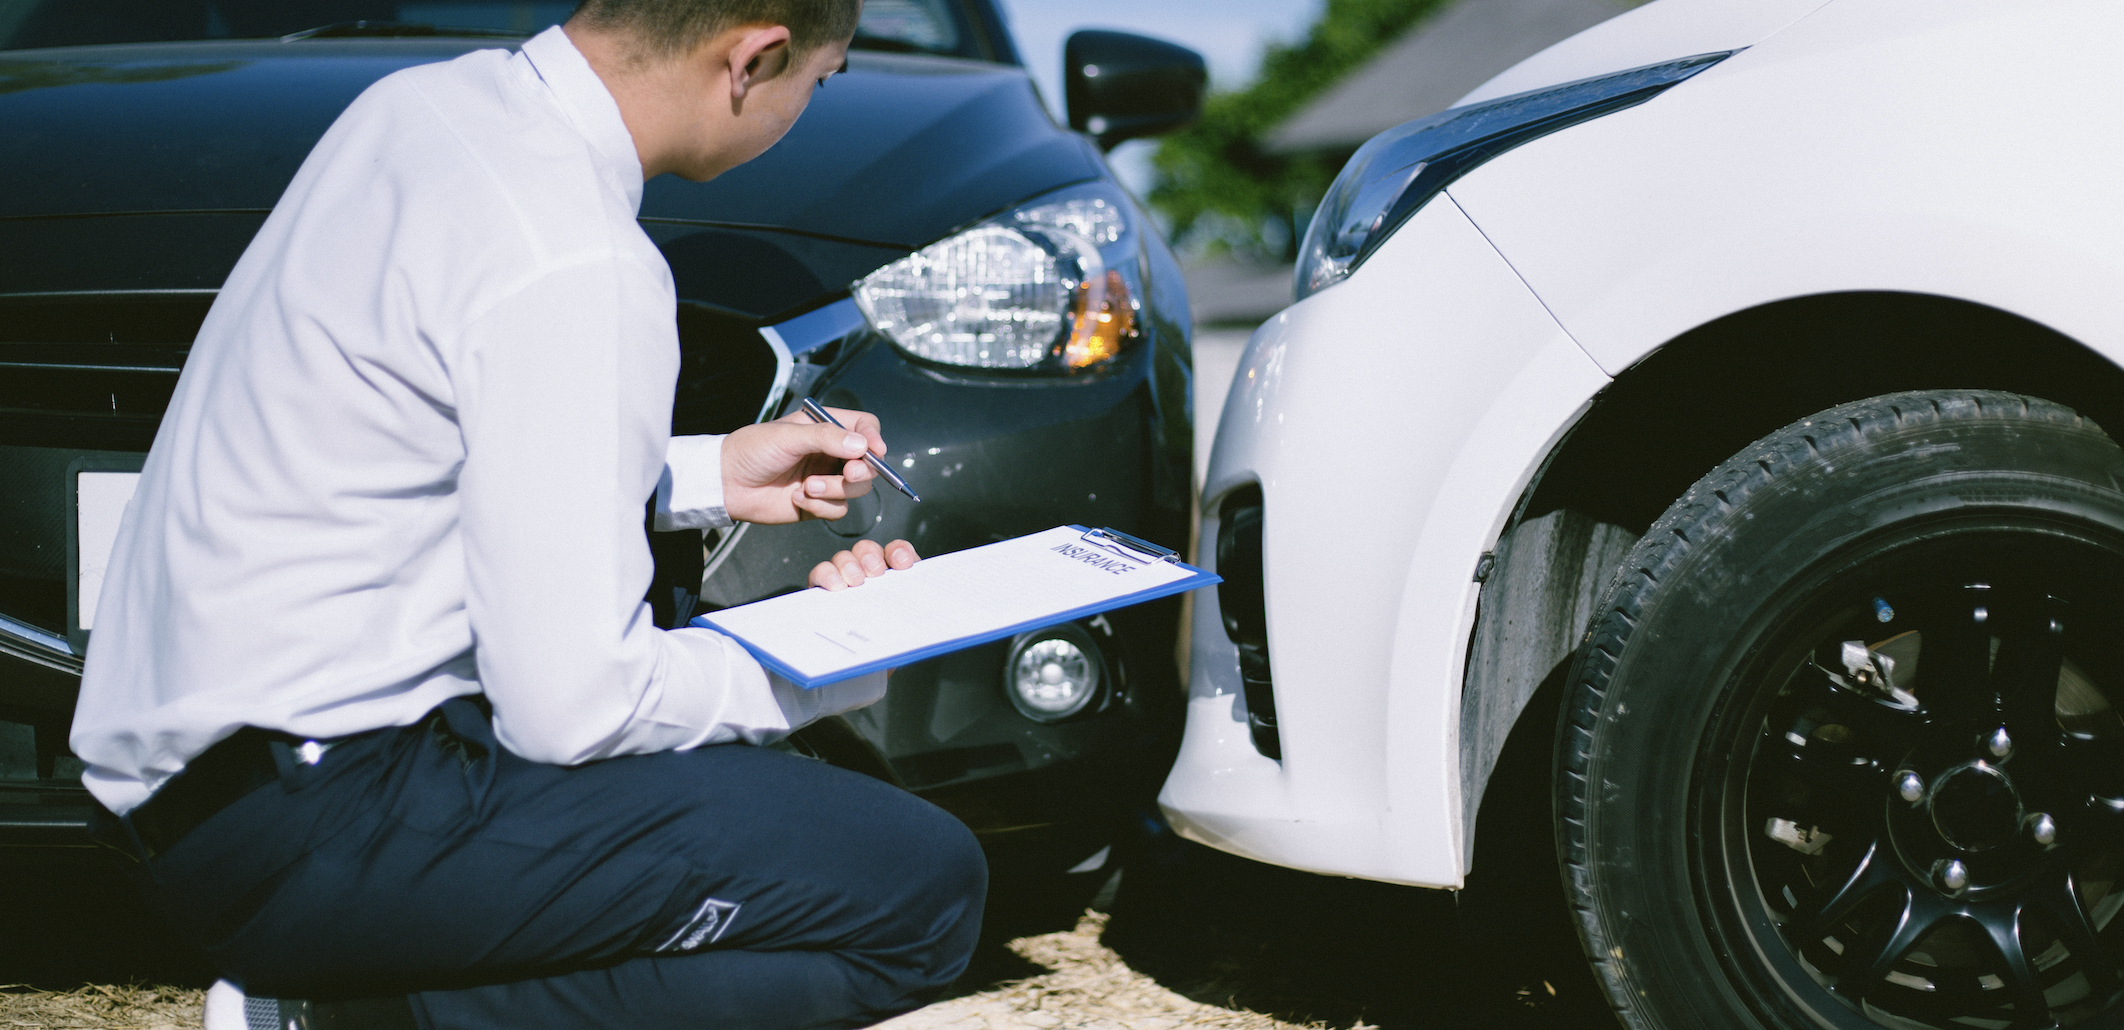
[1560,391,2124,1030]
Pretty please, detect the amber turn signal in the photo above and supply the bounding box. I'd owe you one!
[1065,270,1136,369]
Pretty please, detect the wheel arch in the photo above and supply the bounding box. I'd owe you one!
[1459,289,2124,871]
[1522,291,2124,538]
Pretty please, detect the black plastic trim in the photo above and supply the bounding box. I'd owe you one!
[1216,485,1278,760]
[0,783,94,847]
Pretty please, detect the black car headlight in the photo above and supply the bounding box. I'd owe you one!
[855,182,1144,373]
[1295,52,1732,300]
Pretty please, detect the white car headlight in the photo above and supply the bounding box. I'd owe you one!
[1296,52,1732,300]
[855,183,1143,372]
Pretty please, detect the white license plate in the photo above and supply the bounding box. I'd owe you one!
[76,471,140,632]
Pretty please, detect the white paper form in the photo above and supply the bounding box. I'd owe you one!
[695,526,1216,687]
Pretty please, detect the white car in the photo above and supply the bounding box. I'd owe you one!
[1160,1,2124,1028]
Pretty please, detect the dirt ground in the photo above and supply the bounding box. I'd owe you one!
[0,832,1618,1030]
[0,912,1307,1030]
[0,913,1315,1030]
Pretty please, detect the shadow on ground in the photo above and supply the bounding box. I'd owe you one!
[1095,836,1616,1030]
[949,676,1622,1030]
[0,846,215,990]
[949,829,1616,1030]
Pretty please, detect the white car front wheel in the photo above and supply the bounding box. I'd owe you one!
[1562,391,2124,1029]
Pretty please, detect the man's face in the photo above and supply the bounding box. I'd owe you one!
[672,35,852,182]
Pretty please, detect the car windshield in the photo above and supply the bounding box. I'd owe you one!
[0,0,980,58]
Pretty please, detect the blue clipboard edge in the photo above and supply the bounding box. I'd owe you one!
[689,526,1220,688]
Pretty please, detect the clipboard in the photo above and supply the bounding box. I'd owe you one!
[692,525,1218,688]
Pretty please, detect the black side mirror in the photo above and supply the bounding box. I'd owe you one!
[1063,30,1206,150]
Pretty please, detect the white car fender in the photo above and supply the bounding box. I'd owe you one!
[1161,197,1607,888]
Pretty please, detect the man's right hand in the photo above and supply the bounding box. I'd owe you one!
[720,407,886,524]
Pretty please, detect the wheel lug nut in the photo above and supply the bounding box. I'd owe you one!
[1936,859,1971,893]
[1986,727,2012,759]
[2032,813,2058,846]
[1897,771,1926,803]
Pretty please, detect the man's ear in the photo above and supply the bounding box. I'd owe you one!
[727,25,794,101]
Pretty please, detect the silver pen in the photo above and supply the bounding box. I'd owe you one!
[799,397,922,503]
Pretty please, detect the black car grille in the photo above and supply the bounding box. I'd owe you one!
[0,297,783,437]
[0,573,66,642]
[0,293,782,649]
[0,295,205,639]
[0,295,204,451]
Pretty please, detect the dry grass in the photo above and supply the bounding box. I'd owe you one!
[878,911,1373,1030]
[0,984,202,1030]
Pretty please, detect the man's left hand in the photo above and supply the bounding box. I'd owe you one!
[810,538,919,590]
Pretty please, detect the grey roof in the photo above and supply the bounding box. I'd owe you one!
[1265,0,1636,154]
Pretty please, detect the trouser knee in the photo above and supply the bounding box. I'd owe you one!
[886,802,988,989]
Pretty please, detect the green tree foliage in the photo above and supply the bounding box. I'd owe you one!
[1148,0,1451,259]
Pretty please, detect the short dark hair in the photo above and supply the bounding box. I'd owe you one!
[571,0,862,61]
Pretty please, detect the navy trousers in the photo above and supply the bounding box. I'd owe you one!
[124,698,987,1030]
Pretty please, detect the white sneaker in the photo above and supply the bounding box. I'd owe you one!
[204,979,286,1030]
[203,980,248,1030]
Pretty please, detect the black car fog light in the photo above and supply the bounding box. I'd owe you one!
[1005,624,1103,722]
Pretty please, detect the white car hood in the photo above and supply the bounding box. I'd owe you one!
[1457,0,1840,106]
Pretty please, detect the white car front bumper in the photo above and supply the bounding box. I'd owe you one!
[1159,195,1608,889]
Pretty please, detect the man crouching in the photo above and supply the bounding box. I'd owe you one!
[70,2,986,1027]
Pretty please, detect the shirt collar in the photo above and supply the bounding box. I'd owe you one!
[519,25,646,212]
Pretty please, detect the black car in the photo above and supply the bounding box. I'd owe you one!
[0,0,1206,895]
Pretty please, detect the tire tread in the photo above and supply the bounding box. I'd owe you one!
[1554,390,2097,1029]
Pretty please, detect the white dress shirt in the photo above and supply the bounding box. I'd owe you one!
[71,27,882,815]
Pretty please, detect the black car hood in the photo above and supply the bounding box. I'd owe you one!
[0,39,1101,251]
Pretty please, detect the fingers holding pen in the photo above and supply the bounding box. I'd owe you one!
[824,406,887,459]
[777,405,885,460]
[799,461,872,500]
[790,490,850,522]
[788,400,892,485]
[785,422,875,520]
[722,407,901,525]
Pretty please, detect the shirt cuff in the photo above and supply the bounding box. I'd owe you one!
[768,670,888,730]
[654,434,734,531]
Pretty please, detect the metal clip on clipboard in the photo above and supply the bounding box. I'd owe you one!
[1080,526,1181,564]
